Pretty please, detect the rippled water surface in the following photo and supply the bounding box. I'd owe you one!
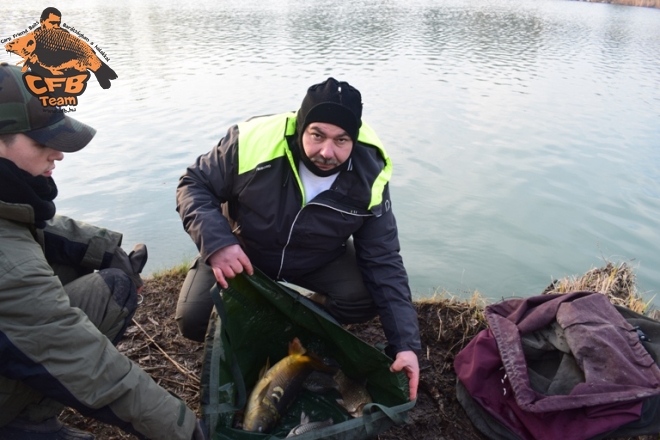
[2,0,660,303]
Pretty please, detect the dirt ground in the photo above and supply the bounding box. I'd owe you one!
[60,269,488,439]
[61,267,655,440]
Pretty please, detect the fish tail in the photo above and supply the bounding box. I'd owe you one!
[288,338,337,373]
[288,337,306,356]
[93,62,117,89]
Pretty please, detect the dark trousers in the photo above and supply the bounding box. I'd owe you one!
[175,241,377,342]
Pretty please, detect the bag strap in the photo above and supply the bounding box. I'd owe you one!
[362,400,414,436]
[204,284,248,427]
[288,399,416,439]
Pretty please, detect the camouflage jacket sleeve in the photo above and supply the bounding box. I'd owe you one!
[0,218,196,440]
[36,214,123,270]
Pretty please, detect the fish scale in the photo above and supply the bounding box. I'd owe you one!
[333,369,373,418]
[34,28,101,70]
[242,338,336,433]
[38,29,86,52]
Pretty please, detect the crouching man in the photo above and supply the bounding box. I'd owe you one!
[175,77,421,401]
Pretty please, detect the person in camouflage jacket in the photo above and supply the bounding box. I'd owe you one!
[0,63,205,440]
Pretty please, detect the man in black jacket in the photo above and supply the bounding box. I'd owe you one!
[176,77,420,400]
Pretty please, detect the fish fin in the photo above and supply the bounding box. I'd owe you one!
[256,380,272,402]
[307,352,338,374]
[302,370,339,394]
[336,398,361,417]
[288,337,306,356]
[258,358,270,379]
[300,411,309,424]
[334,368,366,385]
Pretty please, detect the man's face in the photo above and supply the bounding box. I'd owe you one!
[41,13,61,30]
[301,122,353,171]
[0,134,63,177]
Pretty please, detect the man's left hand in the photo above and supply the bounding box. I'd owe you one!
[389,350,419,401]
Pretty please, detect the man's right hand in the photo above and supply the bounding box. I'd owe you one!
[207,244,254,289]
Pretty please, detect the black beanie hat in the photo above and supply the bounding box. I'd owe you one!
[296,77,363,141]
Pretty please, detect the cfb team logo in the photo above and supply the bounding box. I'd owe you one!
[3,7,117,109]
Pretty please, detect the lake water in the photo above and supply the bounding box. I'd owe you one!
[2,0,660,304]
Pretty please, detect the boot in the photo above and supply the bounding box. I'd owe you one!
[109,243,148,288]
[0,417,94,440]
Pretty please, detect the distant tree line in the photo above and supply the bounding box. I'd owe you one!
[576,0,660,8]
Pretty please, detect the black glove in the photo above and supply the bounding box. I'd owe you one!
[192,419,208,440]
[109,243,148,288]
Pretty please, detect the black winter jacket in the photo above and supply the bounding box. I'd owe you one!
[176,112,421,354]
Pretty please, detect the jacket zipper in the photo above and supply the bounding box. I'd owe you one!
[275,201,373,279]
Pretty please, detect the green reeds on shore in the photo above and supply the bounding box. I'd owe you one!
[149,260,191,279]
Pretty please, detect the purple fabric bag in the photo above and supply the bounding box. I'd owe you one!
[454,291,660,440]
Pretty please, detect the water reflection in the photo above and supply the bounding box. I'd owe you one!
[1,0,660,303]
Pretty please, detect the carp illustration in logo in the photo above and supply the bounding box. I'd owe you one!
[4,6,117,106]
[5,28,117,89]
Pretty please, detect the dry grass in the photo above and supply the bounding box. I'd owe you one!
[541,261,655,314]
[416,290,487,357]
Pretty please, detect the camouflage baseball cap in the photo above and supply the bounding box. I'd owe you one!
[0,62,95,152]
